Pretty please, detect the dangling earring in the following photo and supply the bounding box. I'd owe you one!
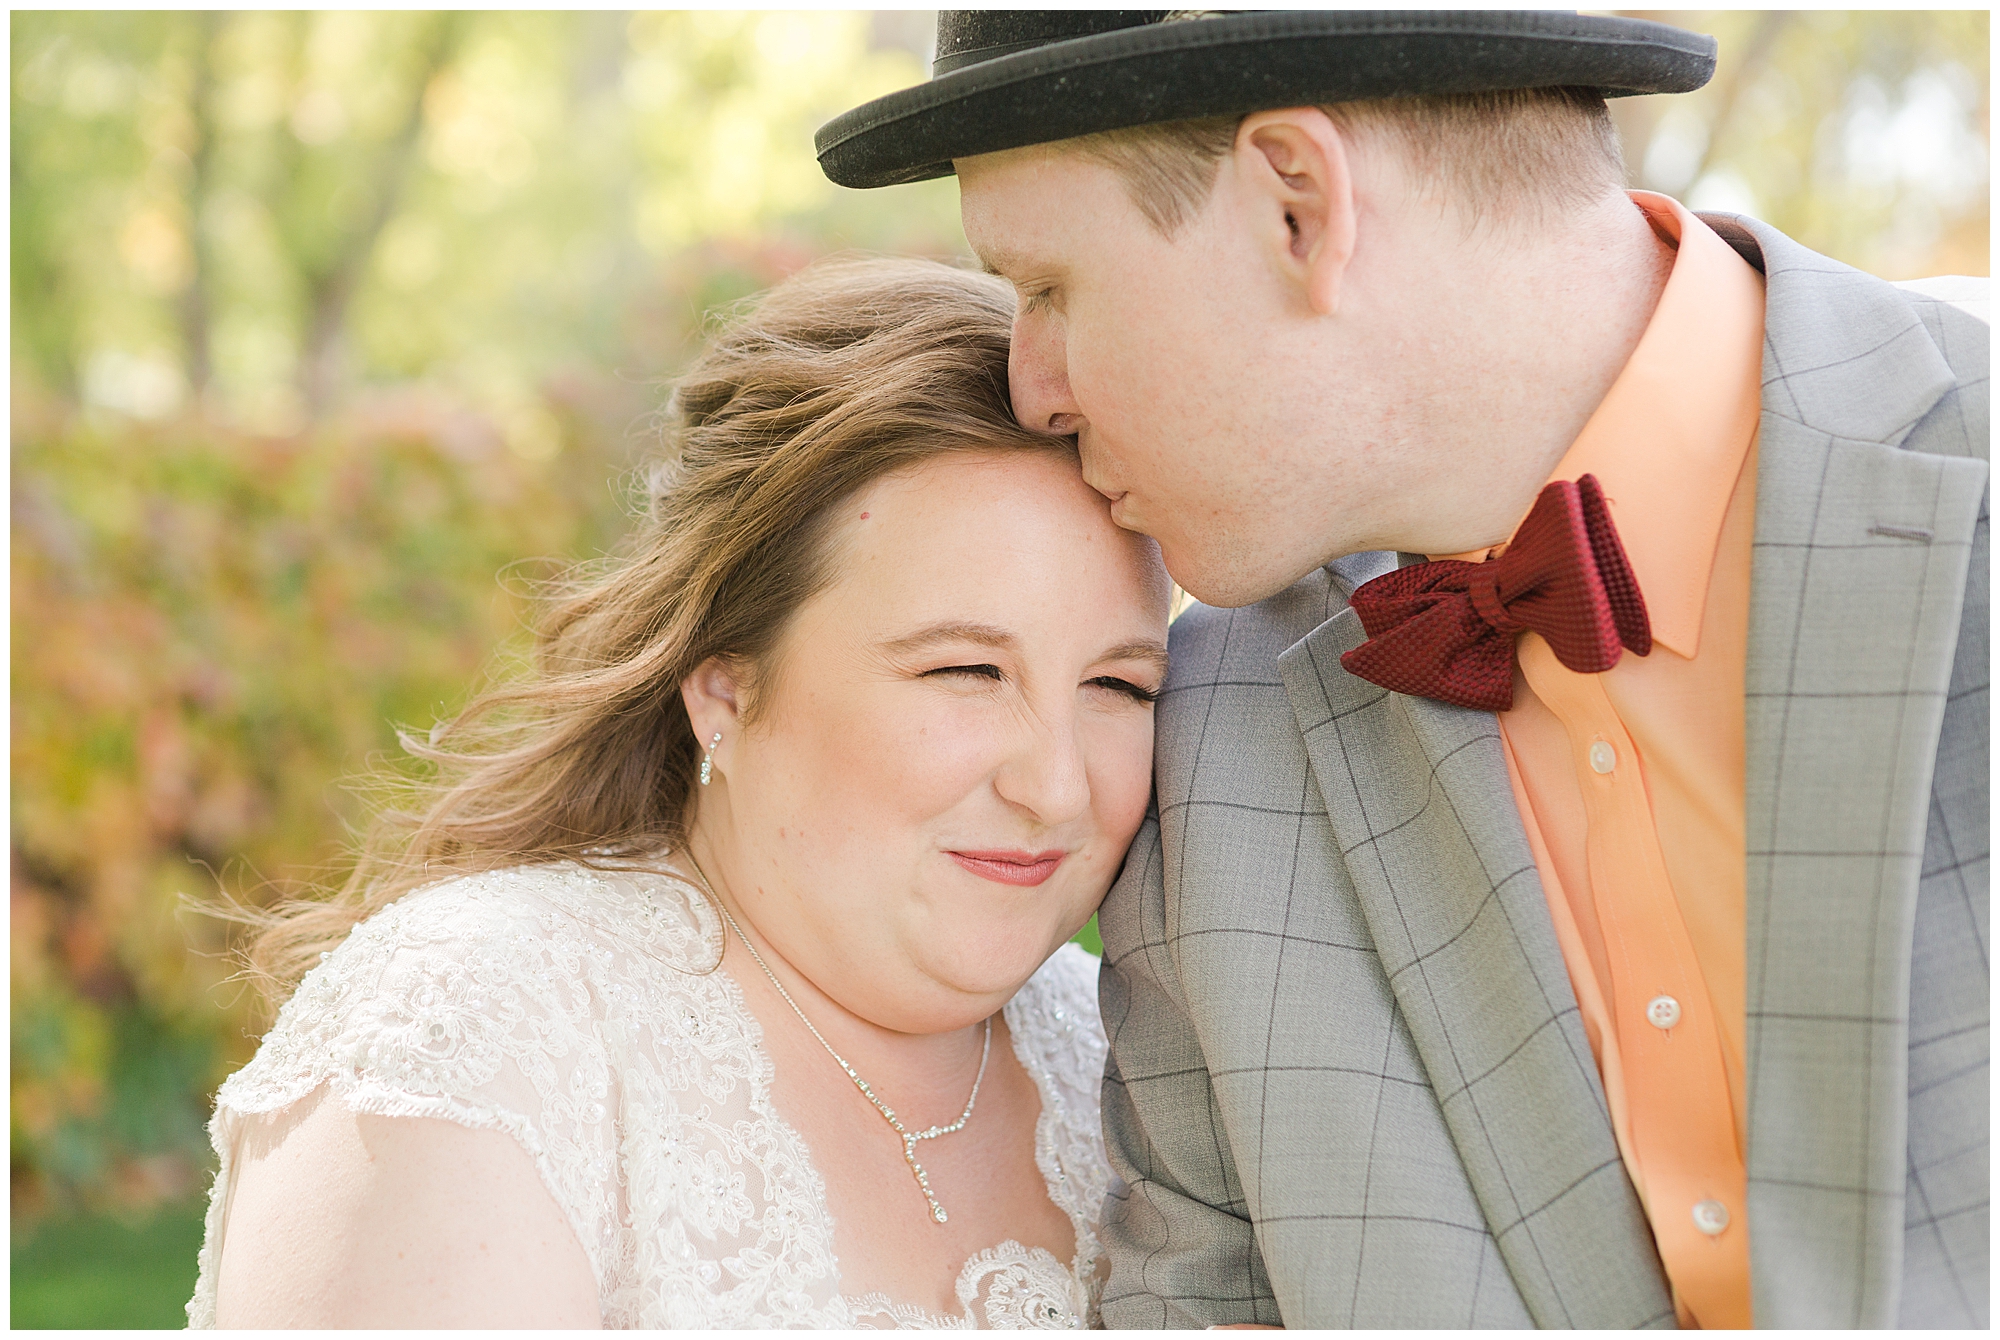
[698,731,721,786]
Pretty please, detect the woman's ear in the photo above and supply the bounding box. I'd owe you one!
[1233,107,1356,316]
[679,655,745,762]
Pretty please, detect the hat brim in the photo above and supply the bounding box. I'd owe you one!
[818,11,1716,189]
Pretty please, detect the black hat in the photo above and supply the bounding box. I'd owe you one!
[818,10,1716,189]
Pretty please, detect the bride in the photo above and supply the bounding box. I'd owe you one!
[188,259,1172,1328]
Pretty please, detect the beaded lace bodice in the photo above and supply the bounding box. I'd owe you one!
[185,862,1112,1329]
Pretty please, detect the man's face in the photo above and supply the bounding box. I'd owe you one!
[958,144,1348,608]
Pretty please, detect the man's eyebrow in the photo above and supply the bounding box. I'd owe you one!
[972,245,1033,280]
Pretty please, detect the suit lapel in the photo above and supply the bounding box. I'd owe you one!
[1733,216,1988,1327]
[1276,566,1672,1328]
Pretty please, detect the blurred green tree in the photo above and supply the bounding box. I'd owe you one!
[1613,10,1988,279]
[10,9,968,1230]
[8,7,1988,1255]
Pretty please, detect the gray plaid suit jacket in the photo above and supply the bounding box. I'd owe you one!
[1096,215,1988,1329]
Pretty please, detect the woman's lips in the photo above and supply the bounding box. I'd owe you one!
[948,849,1066,887]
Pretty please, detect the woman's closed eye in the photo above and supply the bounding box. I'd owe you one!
[923,663,1004,684]
[1087,675,1160,705]
[920,664,1157,704]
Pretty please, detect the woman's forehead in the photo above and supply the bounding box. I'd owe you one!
[799,452,1166,631]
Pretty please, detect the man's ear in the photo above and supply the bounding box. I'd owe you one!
[680,655,746,766]
[1233,107,1356,316]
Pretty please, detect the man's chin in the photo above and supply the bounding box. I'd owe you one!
[1163,550,1311,611]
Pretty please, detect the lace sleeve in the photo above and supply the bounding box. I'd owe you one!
[1012,943,1111,1200]
[188,872,627,1326]
[1003,943,1113,1321]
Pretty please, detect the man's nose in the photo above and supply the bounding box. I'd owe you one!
[1009,309,1085,437]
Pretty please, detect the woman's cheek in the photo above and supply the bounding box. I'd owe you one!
[1092,716,1158,843]
[887,703,1003,811]
[812,685,942,789]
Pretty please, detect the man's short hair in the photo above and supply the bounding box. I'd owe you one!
[1069,87,1628,236]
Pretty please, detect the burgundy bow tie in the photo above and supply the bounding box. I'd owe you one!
[1340,475,1651,712]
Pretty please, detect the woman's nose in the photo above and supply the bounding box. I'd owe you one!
[993,714,1092,829]
[1009,309,1085,437]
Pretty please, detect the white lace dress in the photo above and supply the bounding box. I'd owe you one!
[184,862,1112,1329]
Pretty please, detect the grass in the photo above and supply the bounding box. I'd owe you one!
[12,1200,209,1330]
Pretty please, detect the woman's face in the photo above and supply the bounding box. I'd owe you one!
[685,448,1170,1034]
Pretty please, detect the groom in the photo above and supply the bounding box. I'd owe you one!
[819,12,1988,1329]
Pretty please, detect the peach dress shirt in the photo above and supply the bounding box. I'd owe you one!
[1470,194,1765,1328]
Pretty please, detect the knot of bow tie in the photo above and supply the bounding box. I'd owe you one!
[1339,475,1652,712]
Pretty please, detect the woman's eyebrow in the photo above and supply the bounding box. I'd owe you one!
[879,626,1167,676]
[1100,641,1170,678]
[880,622,1018,657]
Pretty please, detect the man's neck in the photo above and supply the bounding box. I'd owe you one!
[1348,190,1677,557]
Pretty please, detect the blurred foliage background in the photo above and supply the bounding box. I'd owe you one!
[9,9,1988,1327]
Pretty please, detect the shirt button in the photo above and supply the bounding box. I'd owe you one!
[1646,994,1681,1029]
[1692,1199,1731,1236]
[1589,739,1617,774]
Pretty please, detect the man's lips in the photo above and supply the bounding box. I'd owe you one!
[948,849,1066,887]
[1085,473,1134,524]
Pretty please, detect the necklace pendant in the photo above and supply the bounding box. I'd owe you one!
[693,862,993,1233]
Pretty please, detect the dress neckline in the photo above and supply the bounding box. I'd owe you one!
[534,863,1100,1327]
[191,860,1105,1329]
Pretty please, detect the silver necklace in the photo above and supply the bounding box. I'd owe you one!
[685,857,992,1225]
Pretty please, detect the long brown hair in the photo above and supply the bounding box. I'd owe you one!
[243,257,1065,1003]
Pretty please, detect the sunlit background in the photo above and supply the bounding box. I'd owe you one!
[10,10,1988,1326]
